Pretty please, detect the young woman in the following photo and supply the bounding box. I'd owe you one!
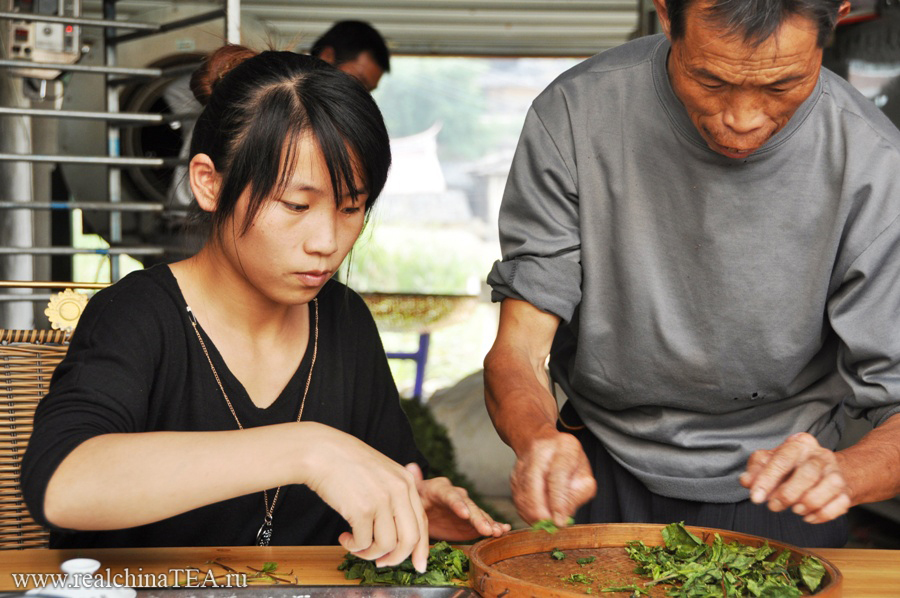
[21,45,508,572]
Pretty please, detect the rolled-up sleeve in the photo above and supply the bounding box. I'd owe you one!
[487,106,582,323]
[829,210,900,427]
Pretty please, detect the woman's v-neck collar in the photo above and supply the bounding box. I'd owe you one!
[163,264,315,415]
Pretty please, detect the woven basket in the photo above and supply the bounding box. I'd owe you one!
[0,330,71,549]
[360,293,478,334]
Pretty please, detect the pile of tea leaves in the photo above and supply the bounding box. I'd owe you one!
[617,522,826,597]
[338,541,469,586]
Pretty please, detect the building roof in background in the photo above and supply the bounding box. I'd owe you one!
[82,0,641,58]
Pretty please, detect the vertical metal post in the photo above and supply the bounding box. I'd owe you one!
[0,74,35,328]
[412,333,431,402]
[226,0,240,44]
[104,0,121,280]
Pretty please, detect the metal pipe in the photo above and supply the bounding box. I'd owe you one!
[226,0,241,44]
[110,9,226,45]
[105,0,121,281]
[0,247,165,256]
[0,11,159,30]
[0,201,167,212]
[0,294,53,303]
[0,107,198,124]
[0,60,161,77]
[0,281,108,289]
[107,63,200,88]
[0,154,184,166]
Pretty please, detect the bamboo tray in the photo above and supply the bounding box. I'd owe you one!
[469,523,842,597]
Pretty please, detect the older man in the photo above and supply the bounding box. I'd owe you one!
[485,0,900,547]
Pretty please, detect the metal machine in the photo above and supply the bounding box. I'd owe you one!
[2,0,82,79]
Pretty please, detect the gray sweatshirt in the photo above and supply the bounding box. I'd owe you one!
[488,34,900,502]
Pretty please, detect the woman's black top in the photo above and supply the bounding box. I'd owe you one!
[21,265,423,548]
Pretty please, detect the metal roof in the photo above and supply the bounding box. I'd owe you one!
[82,0,642,57]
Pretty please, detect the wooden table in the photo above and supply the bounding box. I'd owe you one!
[0,545,897,596]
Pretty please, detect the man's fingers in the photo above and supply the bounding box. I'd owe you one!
[511,449,553,523]
[767,454,837,511]
[788,468,847,515]
[801,493,851,524]
[742,433,853,523]
[546,454,576,525]
[748,434,814,503]
[545,436,595,526]
[740,449,773,488]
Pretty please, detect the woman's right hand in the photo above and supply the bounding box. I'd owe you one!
[296,422,429,572]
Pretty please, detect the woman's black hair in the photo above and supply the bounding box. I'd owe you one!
[188,45,391,237]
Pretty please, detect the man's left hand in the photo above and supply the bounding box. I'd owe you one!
[407,463,512,541]
[740,433,852,524]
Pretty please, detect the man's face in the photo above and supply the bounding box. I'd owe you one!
[336,51,384,92]
[661,1,824,159]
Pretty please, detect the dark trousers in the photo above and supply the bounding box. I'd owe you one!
[559,402,848,548]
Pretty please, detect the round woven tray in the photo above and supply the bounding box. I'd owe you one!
[360,293,479,333]
[469,523,842,597]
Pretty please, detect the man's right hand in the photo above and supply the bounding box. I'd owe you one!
[511,430,597,526]
[484,298,598,528]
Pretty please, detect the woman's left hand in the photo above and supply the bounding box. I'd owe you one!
[406,463,511,541]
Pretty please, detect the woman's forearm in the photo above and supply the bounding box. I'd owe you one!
[43,422,312,530]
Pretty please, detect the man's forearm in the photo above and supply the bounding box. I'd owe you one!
[836,412,900,506]
[484,344,560,456]
[483,298,564,455]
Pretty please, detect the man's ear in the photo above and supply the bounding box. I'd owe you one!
[317,46,336,65]
[189,153,220,213]
[652,0,672,39]
[837,1,851,21]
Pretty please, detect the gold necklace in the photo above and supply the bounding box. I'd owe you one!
[186,298,318,546]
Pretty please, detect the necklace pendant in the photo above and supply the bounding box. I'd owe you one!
[256,515,274,546]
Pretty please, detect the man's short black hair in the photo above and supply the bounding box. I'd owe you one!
[310,20,390,73]
[665,0,844,47]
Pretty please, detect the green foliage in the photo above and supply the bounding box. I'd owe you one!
[601,585,648,595]
[578,556,597,566]
[346,226,487,295]
[552,548,567,560]
[338,541,469,586]
[531,517,575,534]
[610,522,825,597]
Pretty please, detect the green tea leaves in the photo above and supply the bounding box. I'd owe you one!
[532,517,576,534]
[609,522,827,597]
[797,555,826,593]
[338,541,469,586]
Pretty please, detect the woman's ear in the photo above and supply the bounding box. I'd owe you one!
[189,154,221,213]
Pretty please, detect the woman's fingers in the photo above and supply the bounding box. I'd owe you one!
[301,425,429,571]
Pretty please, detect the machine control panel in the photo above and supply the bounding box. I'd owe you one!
[4,0,82,79]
